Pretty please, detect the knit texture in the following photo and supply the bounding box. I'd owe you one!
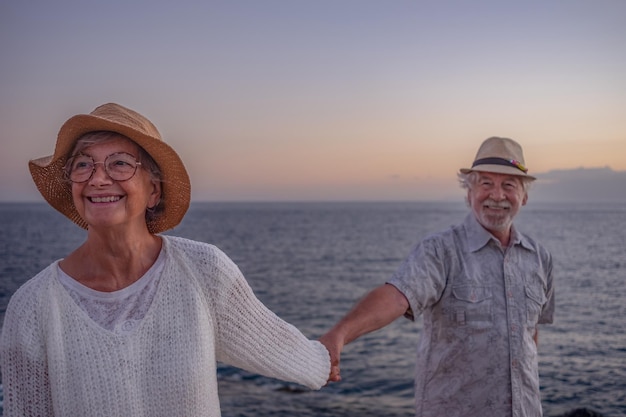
[0,235,330,417]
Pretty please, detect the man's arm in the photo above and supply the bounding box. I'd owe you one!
[320,283,410,382]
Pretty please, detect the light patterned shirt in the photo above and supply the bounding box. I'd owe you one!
[388,213,554,417]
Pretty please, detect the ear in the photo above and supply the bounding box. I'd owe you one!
[148,179,162,209]
[521,191,529,206]
[466,188,473,208]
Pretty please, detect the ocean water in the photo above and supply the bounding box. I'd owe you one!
[0,201,624,417]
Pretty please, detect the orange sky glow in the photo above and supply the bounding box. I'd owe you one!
[1,1,624,202]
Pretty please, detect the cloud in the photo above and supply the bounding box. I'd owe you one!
[531,167,626,203]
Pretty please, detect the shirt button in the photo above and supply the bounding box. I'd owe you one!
[122,320,135,332]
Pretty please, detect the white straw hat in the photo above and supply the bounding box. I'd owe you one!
[460,136,536,180]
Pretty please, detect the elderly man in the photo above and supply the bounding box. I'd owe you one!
[321,137,555,417]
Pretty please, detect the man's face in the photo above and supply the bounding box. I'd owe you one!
[467,172,528,235]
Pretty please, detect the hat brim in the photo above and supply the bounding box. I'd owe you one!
[29,111,190,233]
[460,164,536,180]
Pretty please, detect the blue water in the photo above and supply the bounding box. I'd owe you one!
[1,201,624,416]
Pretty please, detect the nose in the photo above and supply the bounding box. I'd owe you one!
[88,162,112,185]
[489,185,506,201]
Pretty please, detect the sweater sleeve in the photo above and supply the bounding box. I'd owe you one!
[200,246,330,390]
[0,271,54,417]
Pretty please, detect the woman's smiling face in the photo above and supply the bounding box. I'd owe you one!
[70,135,161,232]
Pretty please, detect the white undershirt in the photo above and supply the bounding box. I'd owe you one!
[57,249,165,335]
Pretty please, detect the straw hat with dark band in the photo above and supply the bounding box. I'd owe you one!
[460,136,536,180]
[29,103,191,233]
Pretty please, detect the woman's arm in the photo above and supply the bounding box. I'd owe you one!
[0,285,53,416]
[208,249,331,390]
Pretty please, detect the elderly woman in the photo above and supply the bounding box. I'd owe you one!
[0,103,331,416]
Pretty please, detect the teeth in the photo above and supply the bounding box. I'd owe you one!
[90,196,121,203]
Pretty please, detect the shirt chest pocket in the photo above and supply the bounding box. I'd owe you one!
[524,285,547,327]
[448,285,493,327]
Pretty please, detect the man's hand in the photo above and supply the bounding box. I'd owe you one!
[319,331,344,383]
[318,284,409,384]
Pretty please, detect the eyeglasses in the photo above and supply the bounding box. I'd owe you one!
[65,152,142,183]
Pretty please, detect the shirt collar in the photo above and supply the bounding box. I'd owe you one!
[465,213,493,252]
[464,213,535,252]
[511,223,536,252]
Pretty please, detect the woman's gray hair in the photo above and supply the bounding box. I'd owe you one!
[69,131,165,223]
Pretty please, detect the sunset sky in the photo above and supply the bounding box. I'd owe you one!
[1,0,625,202]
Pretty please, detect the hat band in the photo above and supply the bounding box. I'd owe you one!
[472,157,528,173]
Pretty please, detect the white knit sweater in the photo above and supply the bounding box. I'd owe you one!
[0,235,330,417]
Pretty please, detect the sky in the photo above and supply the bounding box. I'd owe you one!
[1,0,625,203]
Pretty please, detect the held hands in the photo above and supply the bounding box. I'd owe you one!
[318,285,408,385]
[319,330,344,383]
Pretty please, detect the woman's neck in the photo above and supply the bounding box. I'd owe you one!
[60,231,162,292]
